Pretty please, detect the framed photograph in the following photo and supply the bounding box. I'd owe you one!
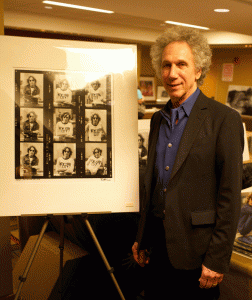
[226,85,252,116]
[0,35,139,216]
[138,119,151,168]
[16,69,111,180]
[139,76,156,101]
[157,86,170,103]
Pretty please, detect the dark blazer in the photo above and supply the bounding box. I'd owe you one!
[136,91,244,274]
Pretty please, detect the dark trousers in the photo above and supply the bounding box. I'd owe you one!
[143,217,220,300]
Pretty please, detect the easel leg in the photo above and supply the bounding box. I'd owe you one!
[82,214,126,300]
[14,215,52,300]
[58,216,65,300]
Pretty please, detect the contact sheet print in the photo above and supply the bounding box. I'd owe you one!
[15,69,113,179]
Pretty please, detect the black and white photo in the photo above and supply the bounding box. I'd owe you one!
[138,133,148,167]
[20,143,44,177]
[157,86,170,103]
[20,108,43,142]
[15,69,112,179]
[20,73,44,107]
[85,75,111,107]
[54,75,74,107]
[54,143,76,176]
[1,36,138,216]
[54,109,76,142]
[138,119,150,167]
[226,85,252,115]
[85,109,107,142]
[85,143,107,176]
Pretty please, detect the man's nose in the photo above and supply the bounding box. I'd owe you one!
[169,65,178,79]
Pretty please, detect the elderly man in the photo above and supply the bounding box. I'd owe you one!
[132,26,244,300]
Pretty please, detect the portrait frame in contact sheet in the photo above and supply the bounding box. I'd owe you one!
[15,69,113,179]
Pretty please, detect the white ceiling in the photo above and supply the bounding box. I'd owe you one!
[4,0,252,40]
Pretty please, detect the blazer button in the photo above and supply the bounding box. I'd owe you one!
[168,143,172,148]
[165,166,169,171]
[163,188,167,192]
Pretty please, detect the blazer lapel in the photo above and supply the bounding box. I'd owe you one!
[169,92,209,182]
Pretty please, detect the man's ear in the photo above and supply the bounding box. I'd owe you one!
[196,68,202,80]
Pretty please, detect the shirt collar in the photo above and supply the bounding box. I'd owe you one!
[162,88,200,119]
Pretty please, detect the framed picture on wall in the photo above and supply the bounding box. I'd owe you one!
[139,76,156,101]
[226,85,252,116]
[138,119,150,168]
[157,86,170,103]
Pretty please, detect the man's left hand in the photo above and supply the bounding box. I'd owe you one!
[199,265,224,289]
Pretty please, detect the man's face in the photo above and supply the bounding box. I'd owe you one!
[63,149,70,159]
[29,77,36,87]
[94,150,101,158]
[92,83,99,91]
[138,136,143,148]
[62,114,70,124]
[61,80,68,91]
[29,147,35,157]
[29,113,36,123]
[92,115,99,126]
[161,41,201,104]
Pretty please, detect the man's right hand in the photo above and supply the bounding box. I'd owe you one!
[132,242,150,267]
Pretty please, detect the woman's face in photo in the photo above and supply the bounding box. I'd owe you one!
[28,77,36,87]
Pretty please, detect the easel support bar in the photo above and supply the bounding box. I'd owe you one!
[82,214,126,300]
[14,215,51,300]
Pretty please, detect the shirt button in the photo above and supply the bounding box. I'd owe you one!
[168,143,172,148]
[165,166,169,171]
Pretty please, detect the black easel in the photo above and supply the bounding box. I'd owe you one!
[14,214,126,300]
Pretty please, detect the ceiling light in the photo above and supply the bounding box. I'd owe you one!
[45,6,53,9]
[165,21,209,30]
[214,9,230,12]
[42,1,114,14]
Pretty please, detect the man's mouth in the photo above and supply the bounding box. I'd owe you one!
[168,83,180,88]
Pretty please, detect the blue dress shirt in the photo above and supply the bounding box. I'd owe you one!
[151,88,200,217]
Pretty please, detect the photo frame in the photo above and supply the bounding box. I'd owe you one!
[139,76,156,101]
[226,85,252,116]
[0,35,139,216]
[157,86,170,103]
[15,69,112,180]
[138,119,151,168]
